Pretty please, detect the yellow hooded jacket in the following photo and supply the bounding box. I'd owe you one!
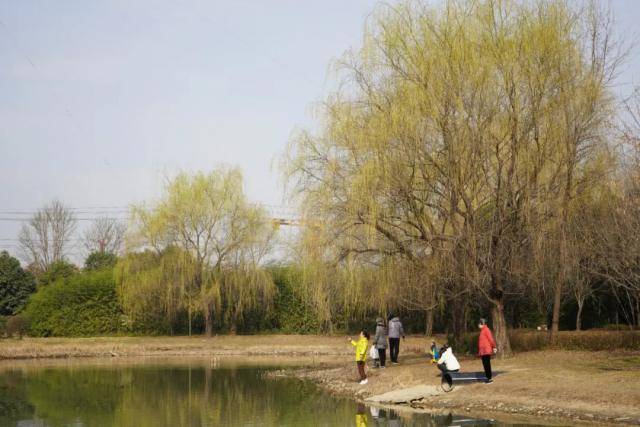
[351,337,368,362]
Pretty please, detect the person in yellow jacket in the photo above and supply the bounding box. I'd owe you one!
[348,329,370,385]
[355,403,368,426]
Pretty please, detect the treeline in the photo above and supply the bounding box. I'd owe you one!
[1,0,640,345]
[1,168,366,336]
[0,244,634,338]
[1,169,278,336]
[0,250,317,336]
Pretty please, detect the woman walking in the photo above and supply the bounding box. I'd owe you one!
[373,317,388,368]
[387,314,405,364]
[478,318,497,383]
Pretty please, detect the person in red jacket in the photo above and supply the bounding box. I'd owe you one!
[478,318,497,383]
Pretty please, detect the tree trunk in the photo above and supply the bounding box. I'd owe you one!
[448,287,467,345]
[425,308,434,337]
[229,311,238,335]
[552,165,573,339]
[204,306,213,337]
[576,300,584,331]
[636,293,640,328]
[491,300,512,357]
[550,277,563,339]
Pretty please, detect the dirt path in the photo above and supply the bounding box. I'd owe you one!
[288,350,640,426]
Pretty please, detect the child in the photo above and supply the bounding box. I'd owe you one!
[348,330,370,385]
[437,344,460,373]
[428,340,440,364]
[370,343,380,368]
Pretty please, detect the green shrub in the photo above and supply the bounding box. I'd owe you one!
[0,250,36,315]
[5,315,28,339]
[270,267,321,334]
[37,260,78,287]
[84,251,117,271]
[25,270,121,337]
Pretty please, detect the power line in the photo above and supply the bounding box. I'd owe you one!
[0,238,86,241]
[0,217,129,222]
[0,202,294,212]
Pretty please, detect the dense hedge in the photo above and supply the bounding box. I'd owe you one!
[25,270,122,337]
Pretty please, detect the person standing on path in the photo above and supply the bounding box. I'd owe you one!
[478,318,497,383]
[387,314,405,364]
[349,330,370,385]
[373,317,388,368]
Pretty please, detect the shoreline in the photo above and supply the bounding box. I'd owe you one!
[270,347,640,426]
[0,335,364,360]
[1,336,639,426]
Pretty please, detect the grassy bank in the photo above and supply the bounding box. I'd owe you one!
[0,335,426,360]
[2,330,639,360]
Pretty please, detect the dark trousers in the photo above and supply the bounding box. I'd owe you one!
[389,338,400,362]
[437,363,458,374]
[377,348,386,367]
[357,361,366,380]
[481,355,492,380]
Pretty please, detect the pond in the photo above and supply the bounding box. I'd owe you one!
[0,358,551,426]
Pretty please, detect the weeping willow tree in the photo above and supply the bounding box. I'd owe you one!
[117,168,276,336]
[286,0,620,354]
[115,247,195,334]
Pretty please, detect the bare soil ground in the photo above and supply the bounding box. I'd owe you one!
[288,349,640,426]
[1,335,638,425]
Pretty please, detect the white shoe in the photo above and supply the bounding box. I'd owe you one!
[359,379,368,385]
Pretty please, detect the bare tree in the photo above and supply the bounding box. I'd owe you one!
[83,216,126,255]
[18,200,77,273]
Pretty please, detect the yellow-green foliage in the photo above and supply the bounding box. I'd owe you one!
[117,168,276,334]
[285,0,618,338]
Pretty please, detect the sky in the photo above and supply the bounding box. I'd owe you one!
[0,0,639,260]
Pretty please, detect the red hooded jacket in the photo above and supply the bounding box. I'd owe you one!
[478,325,496,356]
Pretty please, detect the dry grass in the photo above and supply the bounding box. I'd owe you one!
[509,330,640,351]
[0,335,427,360]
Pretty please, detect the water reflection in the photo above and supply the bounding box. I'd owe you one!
[363,403,497,427]
[0,361,538,427]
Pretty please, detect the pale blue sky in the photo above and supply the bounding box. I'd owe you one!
[0,0,639,256]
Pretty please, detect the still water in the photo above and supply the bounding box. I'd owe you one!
[0,358,549,427]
